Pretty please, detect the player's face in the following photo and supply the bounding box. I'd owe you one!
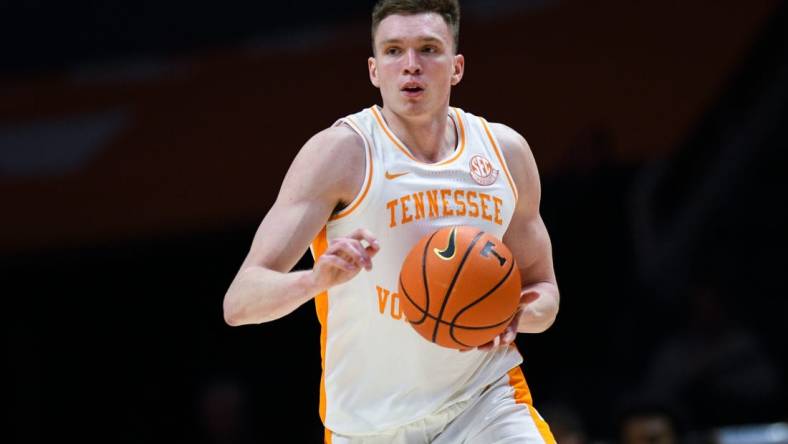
[369,13,464,117]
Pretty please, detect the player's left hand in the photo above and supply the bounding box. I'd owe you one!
[460,291,539,352]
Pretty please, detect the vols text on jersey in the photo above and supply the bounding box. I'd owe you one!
[385,188,505,228]
[376,285,407,322]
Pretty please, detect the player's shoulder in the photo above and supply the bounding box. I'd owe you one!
[296,123,366,170]
[456,108,528,155]
[304,123,365,155]
[287,123,366,202]
[484,120,541,203]
[484,121,535,169]
[487,122,530,154]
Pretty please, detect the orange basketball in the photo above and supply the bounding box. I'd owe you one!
[398,225,522,349]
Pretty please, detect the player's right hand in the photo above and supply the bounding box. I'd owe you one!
[310,228,380,291]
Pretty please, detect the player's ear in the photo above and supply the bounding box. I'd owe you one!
[369,56,380,88]
[451,53,464,86]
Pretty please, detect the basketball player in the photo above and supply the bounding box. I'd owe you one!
[223,1,560,442]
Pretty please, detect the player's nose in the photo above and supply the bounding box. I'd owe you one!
[403,48,421,74]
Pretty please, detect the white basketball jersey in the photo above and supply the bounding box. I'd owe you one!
[311,105,527,435]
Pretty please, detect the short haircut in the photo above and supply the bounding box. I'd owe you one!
[371,0,461,53]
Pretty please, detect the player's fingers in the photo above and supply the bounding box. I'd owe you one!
[483,331,513,351]
[502,307,523,345]
[364,243,380,260]
[347,240,374,270]
[328,239,370,269]
[348,228,380,255]
[320,254,358,272]
[476,335,501,352]
[342,239,373,270]
[501,324,518,344]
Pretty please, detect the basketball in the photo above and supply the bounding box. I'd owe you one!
[398,225,522,349]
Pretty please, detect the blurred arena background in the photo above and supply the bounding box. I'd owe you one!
[2,0,787,442]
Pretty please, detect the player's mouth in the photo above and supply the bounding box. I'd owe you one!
[400,82,425,97]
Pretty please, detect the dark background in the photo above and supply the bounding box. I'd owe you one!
[3,1,787,442]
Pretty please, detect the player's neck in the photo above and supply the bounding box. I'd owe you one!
[381,106,457,164]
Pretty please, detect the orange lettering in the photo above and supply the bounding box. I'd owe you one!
[390,292,403,320]
[493,196,503,225]
[412,192,425,220]
[400,195,413,225]
[440,189,454,217]
[426,190,440,218]
[386,199,398,227]
[467,191,480,217]
[479,193,493,221]
[377,286,389,314]
[453,190,466,216]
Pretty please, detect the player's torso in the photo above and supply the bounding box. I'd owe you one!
[314,105,523,434]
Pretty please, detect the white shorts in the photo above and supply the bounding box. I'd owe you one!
[327,369,555,444]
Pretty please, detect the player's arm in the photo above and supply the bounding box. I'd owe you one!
[494,123,560,335]
[222,126,379,326]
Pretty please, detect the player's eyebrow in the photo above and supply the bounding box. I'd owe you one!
[379,36,445,46]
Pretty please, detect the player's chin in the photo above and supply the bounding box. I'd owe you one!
[395,99,429,116]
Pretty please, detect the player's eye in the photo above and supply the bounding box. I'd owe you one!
[385,47,401,56]
[422,46,437,53]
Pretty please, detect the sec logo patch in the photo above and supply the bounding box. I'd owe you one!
[469,155,499,186]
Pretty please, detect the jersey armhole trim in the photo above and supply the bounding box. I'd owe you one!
[329,117,374,221]
[436,107,467,166]
[480,117,519,203]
